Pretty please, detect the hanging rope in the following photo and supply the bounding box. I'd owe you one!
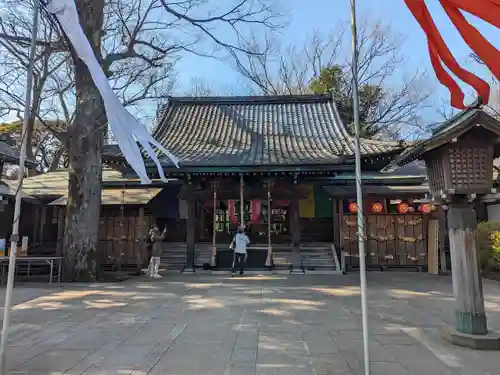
[240,175,244,229]
[211,180,217,267]
[265,181,273,267]
[404,0,500,109]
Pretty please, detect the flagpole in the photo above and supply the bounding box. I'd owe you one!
[350,0,370,374]
[0,0,40,372]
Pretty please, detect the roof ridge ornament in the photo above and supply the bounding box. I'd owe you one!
[474,96,484,109]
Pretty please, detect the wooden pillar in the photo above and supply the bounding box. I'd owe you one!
[184,181,196,273]
[447,198,487,335]
[427,219,439,275]
[56,207,65,257]
[338,199,344,250]
[332,199,343,271]
[32,206,39,244]
[38,206,47,244]
[136,207,145,272]
[339,199,346,273]
[332,199,339,247]
[290,177,302,273]
[200,207,205,238]
[437,207,448,273]
[211,180,217,267]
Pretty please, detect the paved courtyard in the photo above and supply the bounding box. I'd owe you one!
[1,272,500,375]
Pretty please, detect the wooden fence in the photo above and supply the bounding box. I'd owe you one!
[342,213,428,270]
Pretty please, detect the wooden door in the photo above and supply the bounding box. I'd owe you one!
[342,213,427,270]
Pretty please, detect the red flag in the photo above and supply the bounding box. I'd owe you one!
[405,0,500,108]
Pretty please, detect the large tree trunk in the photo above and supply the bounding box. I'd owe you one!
[63,0,105,281]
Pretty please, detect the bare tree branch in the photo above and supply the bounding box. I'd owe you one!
[231,16,432,139]
[0,0,284,175]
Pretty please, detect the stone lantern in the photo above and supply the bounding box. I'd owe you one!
[392,107,500,349]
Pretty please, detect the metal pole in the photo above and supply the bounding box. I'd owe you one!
[350,0,370,374]
[0,0,40,372]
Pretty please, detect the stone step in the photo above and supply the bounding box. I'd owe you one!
[159,245,337,270]
[301,247,335,269]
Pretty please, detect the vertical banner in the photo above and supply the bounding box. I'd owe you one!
[298,184,315,218]
[314,187,333,218]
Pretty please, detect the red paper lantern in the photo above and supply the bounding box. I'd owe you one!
[348,202,358,214]
[371,202,384,213]
[397,202,410,214]
[419,204,432,214]
[250,201,261,223]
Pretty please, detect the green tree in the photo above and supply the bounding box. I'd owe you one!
[309,66,384,137]
[0,122,19,135]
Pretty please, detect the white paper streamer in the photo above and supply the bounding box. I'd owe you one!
[47,0,179,184]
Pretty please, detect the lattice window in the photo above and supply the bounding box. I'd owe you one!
[449,147,489,190]
[427,157,445,193]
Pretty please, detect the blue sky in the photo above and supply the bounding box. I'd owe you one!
[2,0,495,130]
[173,0,498,120]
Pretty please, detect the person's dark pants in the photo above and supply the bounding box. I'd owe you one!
[232,252,246,274]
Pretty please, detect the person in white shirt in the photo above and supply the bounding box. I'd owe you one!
[230,226,250,276]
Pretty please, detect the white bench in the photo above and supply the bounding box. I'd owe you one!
[0,256,63,284]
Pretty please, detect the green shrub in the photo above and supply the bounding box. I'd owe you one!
[477,221,500,274]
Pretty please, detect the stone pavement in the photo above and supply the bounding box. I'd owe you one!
[1,272,500,375]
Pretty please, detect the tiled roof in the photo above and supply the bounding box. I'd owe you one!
[2,169,125,197]
[392,108,500,167]
[0,140,36,167]
[0,180,38,201]
[48,188,162,206]
[104,95,406,168]
[0,141,19,162]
